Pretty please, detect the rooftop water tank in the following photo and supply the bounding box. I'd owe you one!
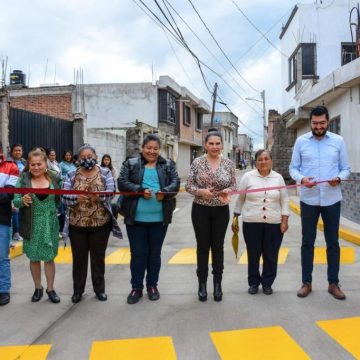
[10,70,26,86]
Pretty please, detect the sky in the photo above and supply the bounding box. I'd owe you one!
[0,0,314,149]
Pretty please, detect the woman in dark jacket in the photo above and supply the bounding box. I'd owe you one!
[118,134,180,305]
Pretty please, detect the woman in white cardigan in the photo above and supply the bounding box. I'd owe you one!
[234,149,289,295]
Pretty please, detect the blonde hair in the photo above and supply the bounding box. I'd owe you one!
[25,148,51,181]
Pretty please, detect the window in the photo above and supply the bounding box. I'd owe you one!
[329,115,340,135]
[341,43,357,65]
[196,112,202,131]
[287,43,317,91]
[183,104,191,126]
[159,90,177,124]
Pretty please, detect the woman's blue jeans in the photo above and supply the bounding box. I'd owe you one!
[126,222,168,290]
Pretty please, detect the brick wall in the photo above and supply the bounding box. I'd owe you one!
[341,173,360,223]
[10,94,72,120]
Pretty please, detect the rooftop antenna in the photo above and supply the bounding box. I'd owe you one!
[54,64,57,85]
[43,58,48,84]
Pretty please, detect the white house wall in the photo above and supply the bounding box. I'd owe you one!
[177,143,192,181]
[83,83,158,128]
[281,1,358,113]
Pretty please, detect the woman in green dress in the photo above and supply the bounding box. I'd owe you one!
[14,148,62,303]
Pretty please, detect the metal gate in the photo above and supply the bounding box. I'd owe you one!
[9,108,73,158]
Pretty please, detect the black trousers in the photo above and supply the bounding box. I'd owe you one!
[69,221,112,295]
[191,203,230,282]
[243,222,283,287]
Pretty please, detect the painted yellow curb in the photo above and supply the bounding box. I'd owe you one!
[9,242,23,259]
[290,200,360,246]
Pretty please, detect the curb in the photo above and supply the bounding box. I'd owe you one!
[10,242,23,259]
[289,200,360,246]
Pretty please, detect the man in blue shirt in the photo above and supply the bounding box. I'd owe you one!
[289,105,350,300]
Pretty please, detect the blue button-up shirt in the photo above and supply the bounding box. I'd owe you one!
[289,131,351,206]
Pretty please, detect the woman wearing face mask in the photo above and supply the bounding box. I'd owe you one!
[62,144,122,303]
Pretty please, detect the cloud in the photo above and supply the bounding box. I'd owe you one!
[0,0,298,147]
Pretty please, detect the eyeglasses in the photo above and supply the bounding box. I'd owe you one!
[311,121,327,126]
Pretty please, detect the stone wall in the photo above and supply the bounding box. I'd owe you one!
[341,173,360,223]
[269,110,296,183]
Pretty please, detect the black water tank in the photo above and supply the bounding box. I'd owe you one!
[10,70,26,85]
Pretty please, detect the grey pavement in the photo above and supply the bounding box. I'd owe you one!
[1,171,360,359]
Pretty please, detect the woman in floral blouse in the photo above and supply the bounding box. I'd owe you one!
[185,129,236,302]
[62,144,122,304]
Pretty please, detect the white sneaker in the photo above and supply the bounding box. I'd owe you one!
[12,232,23,241]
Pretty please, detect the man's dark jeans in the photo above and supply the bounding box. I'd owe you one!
[126,222,168,290]
[300,201,341,285]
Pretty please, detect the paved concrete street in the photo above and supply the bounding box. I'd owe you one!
[1,173,360,359]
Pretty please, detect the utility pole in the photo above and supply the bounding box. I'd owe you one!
[210,82,218,127]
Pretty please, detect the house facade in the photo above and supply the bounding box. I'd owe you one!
[83,76,210,179]
[280,1,360,222]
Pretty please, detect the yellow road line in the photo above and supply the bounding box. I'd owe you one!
[314,247,355,264]
[54,247,73,264]
[89,337,177,360]
[9,242,23,259]
[0,344,52,360]
[105,248,131,264]
[317,317,360,359]
[210,326,310,359]
[290,200,360,246]
[167,248,212,264]
[238,248,289,265]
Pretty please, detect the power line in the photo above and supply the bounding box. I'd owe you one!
[217,90,263,138]
[222,6,293,76]
[186,0,259,93]
[133,0,262,115]
[163,0,251,95]
[230,0,289,58]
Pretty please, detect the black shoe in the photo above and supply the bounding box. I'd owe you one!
[147,286,160,301]
[262,286,273,295]
[0,293,10,306]
[248,285,259,295]
[31,287,43,302]
[46,289,60,303]
[96,292,107,301]
[213,282,223,302]
[71,293,82,303]
[198,282,207,302]
[127,289,143,304]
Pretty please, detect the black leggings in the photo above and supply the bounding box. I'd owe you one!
[191,203,230,282]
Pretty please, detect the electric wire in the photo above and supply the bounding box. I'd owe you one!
[230,0,289,59]
[186,0,260,93]
[133,0,262,115]
[163,0,251,96]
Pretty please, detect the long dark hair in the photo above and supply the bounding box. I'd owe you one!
[101,154,113,170]
[62,149,73,162]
